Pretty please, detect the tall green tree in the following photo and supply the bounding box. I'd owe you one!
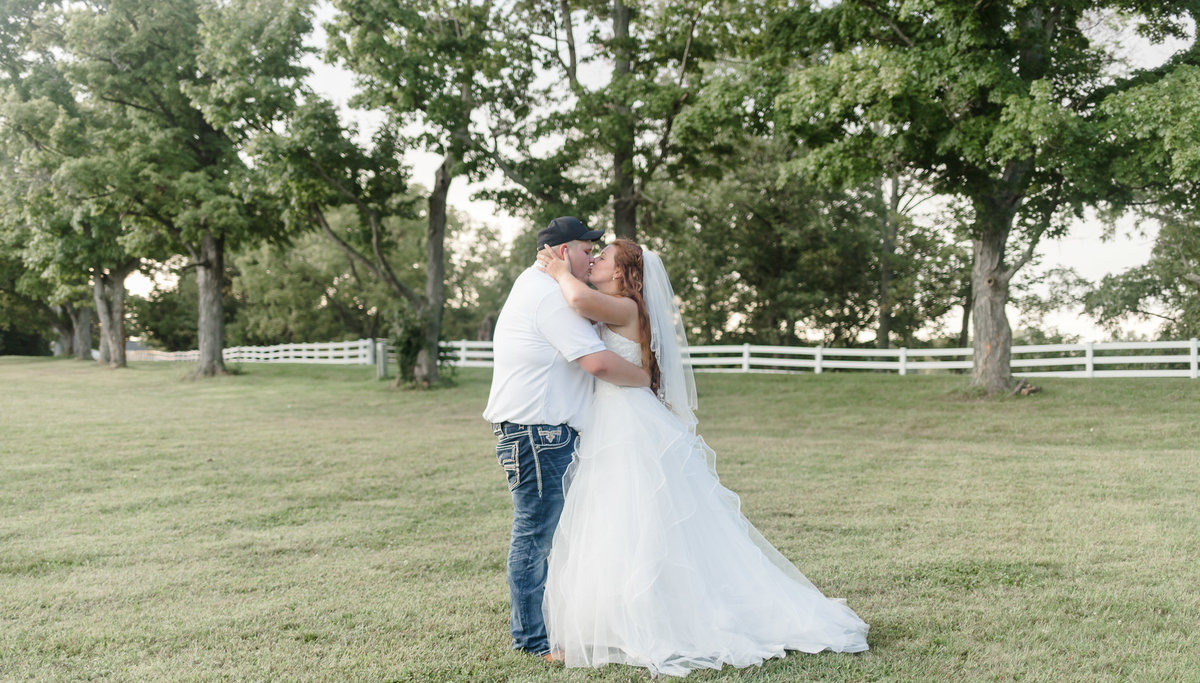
[664,21,970,349]
[326,0,543,384]
[501,0,723,239]
[40,0,307,376]
[0,4,128,364]
[1086,45,1200,338]
[238,97,435,381]
[773,1,1197,393]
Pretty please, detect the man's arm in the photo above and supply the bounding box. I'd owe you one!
[577,350,651,388]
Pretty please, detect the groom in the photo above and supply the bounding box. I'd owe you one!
[483,216,650,659]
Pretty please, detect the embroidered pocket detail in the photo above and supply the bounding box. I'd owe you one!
[537,425,563,444]
[496,438,520,491]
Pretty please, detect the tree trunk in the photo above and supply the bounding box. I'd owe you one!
[97,318,111,364]
[50,304,73,357]
[193,232,228,377]
[957,278,971,349]
[72,305,93,361]
[411,152,453,387]
[876,176,899,349]
[92,264,134,368]
[611,0,637,240]
[969,223,1015,394]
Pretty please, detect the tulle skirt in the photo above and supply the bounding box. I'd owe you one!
[542,384,868,677]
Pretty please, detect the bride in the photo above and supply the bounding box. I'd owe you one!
[535,239,869,677]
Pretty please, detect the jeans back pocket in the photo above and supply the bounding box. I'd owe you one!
[496,436,521,491]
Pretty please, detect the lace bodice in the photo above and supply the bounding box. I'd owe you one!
[601,326,642,365]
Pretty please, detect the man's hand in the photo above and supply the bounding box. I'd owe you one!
[537,245,571,280]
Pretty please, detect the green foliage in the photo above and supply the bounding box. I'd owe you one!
[1102,64,1200,195]
[440,223,524,342]
[127,268,243,351]
[247,99,412,236]
[326,0,535,178]
[229,204,424,345]
[0,248,55,351]
[1,0,320,370]
[0,327,50,355]
[490,1,728,235]
[1085,212,1200,339]
[761,1,1199,390]
[649,134,968,347]
[0,10,133,316]
[772,2,1196,237]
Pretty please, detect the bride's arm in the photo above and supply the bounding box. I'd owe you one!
[539,248,638,327]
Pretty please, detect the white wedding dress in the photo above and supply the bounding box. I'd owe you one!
[542,326,869,677]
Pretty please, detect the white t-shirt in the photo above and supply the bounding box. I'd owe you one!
[483,266,606,430]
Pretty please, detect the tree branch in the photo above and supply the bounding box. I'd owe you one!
[1004,199,1060,282]
[676,14,697,88]
[641,91,688,187]
[1133,307,1180,324]
[559,0,579,91]
[367,209,418,306]
[310,204,419,307]
[860,0,915,48]
[639,15,699,193]
[471,129,561,204]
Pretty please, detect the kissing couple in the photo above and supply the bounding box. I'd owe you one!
[483,216,869,677]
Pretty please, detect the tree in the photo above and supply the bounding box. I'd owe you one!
[39,0,308,376]
[325,0,546,384]
[1085,212,1200,338]
[648,134,966,347]
[772,1,1198,393]
[238,96,437,381]
[1086,47,1200,338]
[227,203,427,347]
[659,24,970,349]
[499,1,723,240]
[0,0,114,362]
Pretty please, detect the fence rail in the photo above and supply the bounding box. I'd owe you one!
[131,338,1200,379]
[128,339,375,365]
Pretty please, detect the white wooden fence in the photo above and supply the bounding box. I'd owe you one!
[443,338,1200,378]
[128,339,375,365]
[133,338,1200,379]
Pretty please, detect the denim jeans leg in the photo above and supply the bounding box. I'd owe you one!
[500,423,577,655]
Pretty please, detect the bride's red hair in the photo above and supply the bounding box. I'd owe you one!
[609,239,660,397]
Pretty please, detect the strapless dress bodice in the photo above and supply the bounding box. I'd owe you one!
[601,326,642,365]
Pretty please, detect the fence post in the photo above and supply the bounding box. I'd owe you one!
[365,339,375,366]
[1086,341,1095,378]
[1191,338,1198,379]
[459,340,469,366]
[899,347,908,376]
[741,343,751,372]
[375,340,389,380]
[814,345,823,374]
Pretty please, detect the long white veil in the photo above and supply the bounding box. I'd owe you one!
[641,249,698,429]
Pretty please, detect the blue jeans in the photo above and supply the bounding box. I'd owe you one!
[493,421,577,655]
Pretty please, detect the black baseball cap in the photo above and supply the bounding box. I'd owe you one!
[537,216,603,249]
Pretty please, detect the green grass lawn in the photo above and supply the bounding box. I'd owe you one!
[2,356,1198,682]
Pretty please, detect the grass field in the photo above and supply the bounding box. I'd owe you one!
[1,356,1198,682]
